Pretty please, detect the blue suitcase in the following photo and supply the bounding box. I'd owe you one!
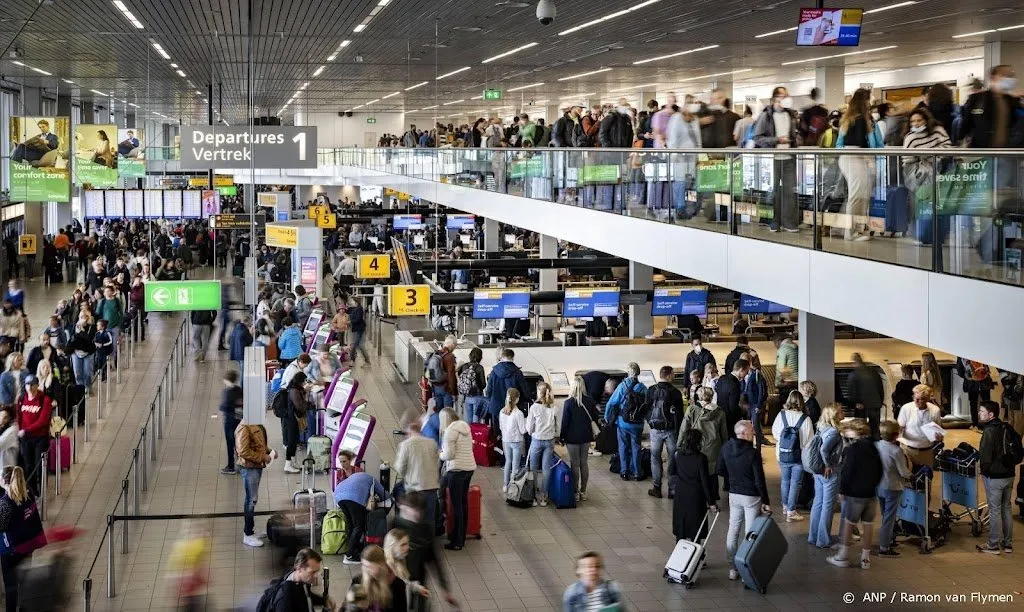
[547,460,576,509]
[885,186,911,235]
[733,514,788,594]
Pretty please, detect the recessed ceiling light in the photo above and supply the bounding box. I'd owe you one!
[405,81,428,91]
[90,89,108,96]
[633,45,718,65]
[151,41,170,59]
[62,79,75,84]
[507,82,545,91]
[442,99,466,105]
[170,63,178,68]
[382,91,400,99]
[471,95,483,100]
[952,29,996,38]
[313,66,325,77]
[864,1,916,14]
[754,26,797,39]
[366,99,380,104]
[437,66,471,80]
[176,69,186,77]
[113,1,144,29]
[557,67,612,81]
[340,40,352,47]
[559,0,661,36]
[422,104,439,109]
[327,54,337,61]
[780,45,897,66]
[482,42,539,64]
[354,24,367,33]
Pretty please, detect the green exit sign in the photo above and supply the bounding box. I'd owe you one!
[144,280,222,312]
[483,89,502,101]
[366,117,377,124]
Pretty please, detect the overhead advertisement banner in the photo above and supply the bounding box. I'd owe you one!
[117,128,146,178]
[73,123,119,188]
[179,126,318,169]
[9,116,71,202]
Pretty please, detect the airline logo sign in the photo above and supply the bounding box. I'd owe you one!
[179,126,318,169]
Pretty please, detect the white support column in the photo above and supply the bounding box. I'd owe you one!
[814,65,846,110]
[798,311,836,404]
[984,40,1024,82]
[539,234,558,337]
[483,218,500,253]
[629,262,653,338]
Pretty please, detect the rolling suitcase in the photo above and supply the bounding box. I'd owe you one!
[293,458,329,516]
[594,423,617,455]
[505,469,536,508]
[48,436,71,472]
[884,185,911,236]
[470,422,499,467]
[306,436,332,473]
[446,484,482,539]
[733,514,788,594]
[547,460,576,509]
[665,509,720,587]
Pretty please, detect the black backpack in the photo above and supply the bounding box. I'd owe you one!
[647,385,672,430]
[620,381,648,425]
[271,389,289,418]
[997,422,1024,469]
[256,578,288,612]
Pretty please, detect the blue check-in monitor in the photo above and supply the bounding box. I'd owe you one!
[739,294,792,315]
[393,214,423,230]
[652,287,708,317]
[446,214,475,230]
[472,288,530,319]
[563,288,620,318]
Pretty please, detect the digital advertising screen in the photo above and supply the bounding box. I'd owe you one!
[144,190,163,218]
[446,214,475,230]
[124,189,144,218]
[796,8,863,46]
[563,287,620,318]
[201,189,220,217]
[84,190,105,219]
[163,189,183,218]
[738,294,792,315]
[116,128,145,178]
[472,288,530,319]
[182,190,202,218]
[651,287,708,317]
[73,123,118,188]
[9,116,71,202]
[393,214,423,230]
[103,189,125,218]
[217,185,238,197]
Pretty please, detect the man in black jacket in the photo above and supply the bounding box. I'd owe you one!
[724,336,751,378]
[262,548,335,611]
[977,401,1019,554]
[715,358,750,436]
[717,420,771,581]
[552,103,586,147]
[646,366,685,499]
[828,419,882,570]
[598,99,634,148]
[961,64,1021,149]
[848,353,885,440]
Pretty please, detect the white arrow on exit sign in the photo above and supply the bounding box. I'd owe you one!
[152,287,170,306]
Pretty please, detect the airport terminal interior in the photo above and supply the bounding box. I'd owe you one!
[2,0,1024,610]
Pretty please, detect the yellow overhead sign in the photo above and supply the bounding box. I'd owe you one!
[384,188,412,200]
[265,225,299,248]
[357,254,391,279]
[18,234,36,255]
[308,205,328,219]
[388,285,430,317]
[316,212,337,229]
[188,176,234,187]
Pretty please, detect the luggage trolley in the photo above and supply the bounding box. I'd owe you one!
[935,445,988,537]
[893,469,950,553]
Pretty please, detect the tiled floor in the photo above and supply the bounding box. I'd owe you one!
[20,268,1024,611]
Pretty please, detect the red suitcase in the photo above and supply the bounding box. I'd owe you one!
[470,423,499,467]
[48,436,71,472]
[265,360,281,382]
[446,484,482,540]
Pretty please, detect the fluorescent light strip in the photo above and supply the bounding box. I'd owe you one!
[754,26,797,39]
[998,24,1024,31]
[471,95,483,100]
[328,54,337,61]
[507,82,545,92]
[437,66,471,80]
[864,1,916,14]
[113,1,144,28]
[354,24,367,33]
[340,40,352,47]
[780,45,897,66]
[176,69,186,77]
[678,68,752,83]
[917,55,983,66]
[557,67,612,81]
[561,92,596,100]
[352,104,365,109]
[90,89,108,96]
[300,82,309,90]
[952,29,996,38]
[611,82,659,92]
[151,41,170,59]
[422,104,439,109]
[62,79,75,84]
[633,44,718,65]
[559,0,661,36]
[405,81,428,91]
[442,99,466,106]
[313,66,325,77]
[482,42,539,64]
[366,99,380,104]
[382,91,400,99]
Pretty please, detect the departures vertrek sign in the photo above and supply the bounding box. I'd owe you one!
[179,126,318,170]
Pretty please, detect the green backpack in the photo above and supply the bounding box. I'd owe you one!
[320,510,348,554]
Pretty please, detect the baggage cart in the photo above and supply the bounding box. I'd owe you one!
[935,447,988,537]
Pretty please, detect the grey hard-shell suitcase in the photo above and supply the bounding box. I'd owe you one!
[733,514,788,594]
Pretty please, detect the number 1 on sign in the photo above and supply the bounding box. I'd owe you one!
[292,132,306,161]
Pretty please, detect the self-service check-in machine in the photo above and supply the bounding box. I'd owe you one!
[303,309,326,351]
[323,370,358,440]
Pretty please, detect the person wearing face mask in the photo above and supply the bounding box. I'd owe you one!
[900,108,951,247]
[683,337,716,385]
[752,86,801,233]
[651,92,677,148]
[699,89,736,148]
[962,64,1022,149]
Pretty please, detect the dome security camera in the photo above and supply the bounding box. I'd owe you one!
[536,0,556,25]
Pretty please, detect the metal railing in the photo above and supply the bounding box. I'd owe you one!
[320,146,1024,289]
[80,315,191,609]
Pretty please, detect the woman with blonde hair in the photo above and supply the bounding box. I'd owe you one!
[0,465,46,611]
[526,382,560,506]
[920,352,944,411]
[345,545,392,611]
[771,391,814,521]
[0,353,27,407]
[439,406,475,551]
[808,404,844,548]
[836,88,882,241]
[560,375,596,502]
[499,387,527,491]
[383,529,428,607]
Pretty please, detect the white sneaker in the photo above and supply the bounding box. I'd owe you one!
[579,491,588,501]
[728,569,739,581]
[243,534,264,548]
[539,499,549,507]
[283,461,300,474]
[502,485,508,494]
[827,555,850,568]
[574,493,581,502]
[860,558,871,570]
[787,512,805,523]
[854,233,872,242]
[532,499,539,507]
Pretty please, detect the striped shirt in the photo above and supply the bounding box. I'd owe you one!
[902,126,951,150]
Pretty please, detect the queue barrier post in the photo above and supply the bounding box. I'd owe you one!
[84,393,90,443]
[115,341,122,385]
[140,428,148,492]
[121,479,129,554]
[106,515,116,597]
[156,399,163,440]
[72,406,78,464]
[40,455,47,521]
[83,577,93,611]
[131,450,140,516]
[105,363,111,405]
[55,430,62,496]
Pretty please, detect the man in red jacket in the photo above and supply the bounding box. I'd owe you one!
[17,375,53,496]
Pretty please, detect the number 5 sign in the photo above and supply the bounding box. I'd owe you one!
[388,285,430,316]
[358,254,391,279]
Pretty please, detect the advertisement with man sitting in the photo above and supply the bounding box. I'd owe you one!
[9,116,71,201]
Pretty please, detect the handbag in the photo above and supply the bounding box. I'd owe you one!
[0,500,47,555]
[49,415,67,438]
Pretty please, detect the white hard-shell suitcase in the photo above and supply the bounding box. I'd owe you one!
[665,509,719,587]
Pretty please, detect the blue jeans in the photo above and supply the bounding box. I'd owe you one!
[780,462,803,512]
[528,439,555,498]
[877,489,902,551]
[503,440,523,488]
[350,329,369,364]
[72,353,93,387]
[984,476,1014,548]
[616,426,641,477]
[808,472,839,547]
[463,395,486,424]
[240,467,262,536]
[649,429,676,491]
[433,385,454,409]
